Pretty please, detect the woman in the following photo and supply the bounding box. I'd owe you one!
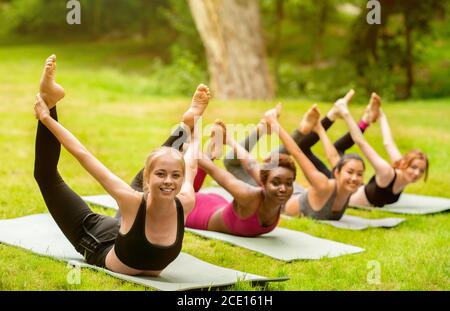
[251,99,366,220]
[222,93,365,220]
[334,95,429,207]
[34,55,208,276]
[185,121,297,237]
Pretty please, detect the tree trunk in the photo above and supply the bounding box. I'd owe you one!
[188,0,274,100]
[273,0,284,89]
[314,0,329,65]
[404,19,414,99]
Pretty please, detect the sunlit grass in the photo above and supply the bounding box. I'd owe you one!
[0,43,449,290]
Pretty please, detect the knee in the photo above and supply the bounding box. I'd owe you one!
[33,166,46,184]
[33,166,57,187]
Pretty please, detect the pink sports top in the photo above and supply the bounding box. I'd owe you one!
[221,193,280,237]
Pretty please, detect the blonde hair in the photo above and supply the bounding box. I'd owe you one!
[393,149,429,182]
[142,147,185,194]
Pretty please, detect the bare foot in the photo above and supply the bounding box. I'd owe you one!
[262,103,282,134]
[362,92,381,124]
[208,119,227,160]
[298,104,320,135]
[182,84,211,129]
[40,54,65,109]
[312,118,324,134]
[333,89,355,119]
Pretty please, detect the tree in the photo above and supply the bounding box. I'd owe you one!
[188,0,274,100]
[350,0,445,99]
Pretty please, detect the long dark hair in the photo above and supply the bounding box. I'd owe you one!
[332,153,365,175]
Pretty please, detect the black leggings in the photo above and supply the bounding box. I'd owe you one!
[34,108,188,265]
[276,116,366,178]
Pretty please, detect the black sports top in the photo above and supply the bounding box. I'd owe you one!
[114,196,184,270]
[364,171,402,207]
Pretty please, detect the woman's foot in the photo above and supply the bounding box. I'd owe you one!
[40,54,65,109]
[298,104,320,135]
[207,119,227,160]
[361,92,381,124]
[182,84,211,130]
[333,89,355,118]
[261,103,282,134]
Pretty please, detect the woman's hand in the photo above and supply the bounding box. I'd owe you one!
[264,104,281,131]
[34,94,50,121]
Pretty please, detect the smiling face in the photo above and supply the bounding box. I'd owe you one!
[334,159,365,193]
[263,167,295,205]
[403,158,427,183]
[148,156,184,198]
[143,147,185,199]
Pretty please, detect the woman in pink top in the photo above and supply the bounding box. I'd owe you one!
[186,122,297,237]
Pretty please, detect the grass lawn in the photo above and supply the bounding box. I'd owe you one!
[0,42,449,290]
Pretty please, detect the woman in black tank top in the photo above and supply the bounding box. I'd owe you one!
[334,93,429,208]
[34,55,209,276]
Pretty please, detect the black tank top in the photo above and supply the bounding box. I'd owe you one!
[114,196,184,270]
[364,171,402,207]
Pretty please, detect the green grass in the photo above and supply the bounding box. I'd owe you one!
[0,42,449,290]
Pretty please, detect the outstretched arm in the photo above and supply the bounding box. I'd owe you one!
[226,134,262,186]
[198,155,256,206]
[379,109,402,164]
[274,122,330,192]
[34,96,135,209]
[314,122,340,168]
[338,106,394,182]
[177,129,199,217]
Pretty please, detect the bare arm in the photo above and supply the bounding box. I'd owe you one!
[340,110,394,181]
[272,122,330,192]
[314,123,340,168]
[379,110,402,163]
[198,155,256,206]
[227,136,262,186]
[177,130,199,216]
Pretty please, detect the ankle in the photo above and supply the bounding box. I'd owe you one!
[358,119,369,131]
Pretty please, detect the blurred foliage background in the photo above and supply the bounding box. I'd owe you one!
[0,0,448,101]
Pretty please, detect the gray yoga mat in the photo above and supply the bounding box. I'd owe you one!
[187,227,364,261]
[281,214,405,230]
[318,215,405,230]
[351,193,450,215]
[82,194,364,260]
[0,214,287,290]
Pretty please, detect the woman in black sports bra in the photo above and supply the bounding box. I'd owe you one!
[334,93,429,208]
[34,55,208,276]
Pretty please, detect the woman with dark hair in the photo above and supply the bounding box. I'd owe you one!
[263,100,366,220]
[185,121,297,237]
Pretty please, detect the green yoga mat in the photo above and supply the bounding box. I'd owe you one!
[351,194,450,215]
[0,214,287,290]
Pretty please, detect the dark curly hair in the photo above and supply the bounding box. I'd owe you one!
[260,153,296,185]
